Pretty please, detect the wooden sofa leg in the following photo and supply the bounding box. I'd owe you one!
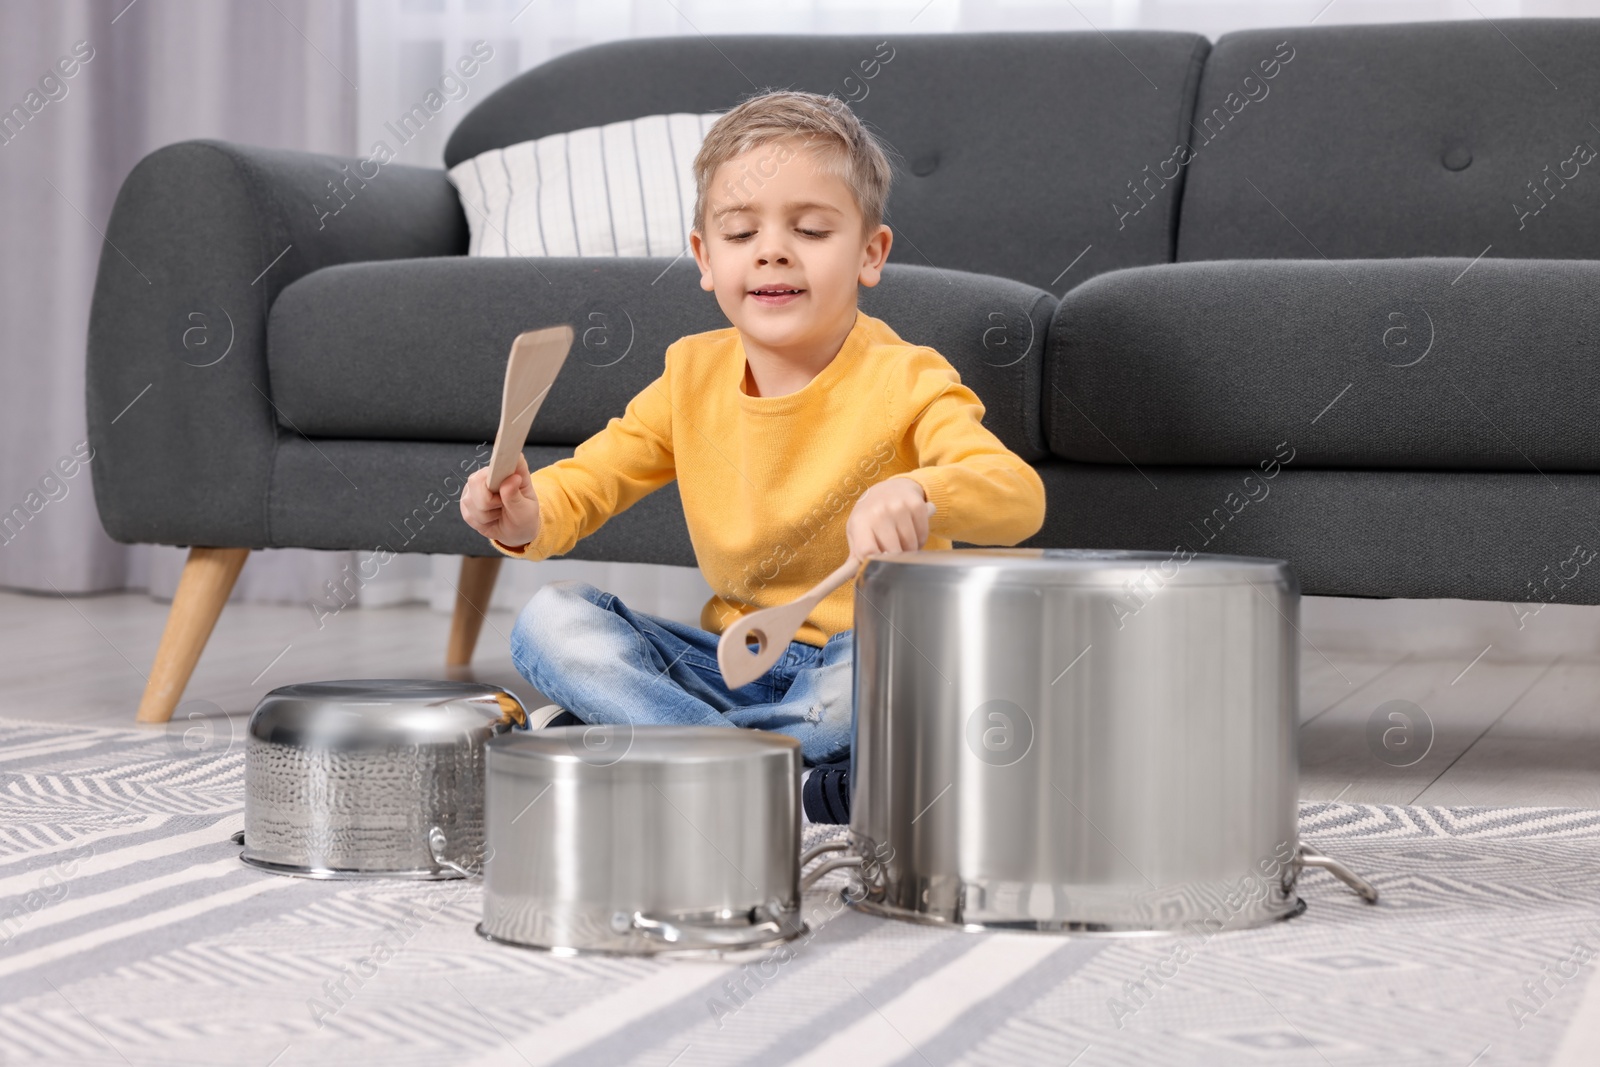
[136,546,251,724]
[447,555,503,666]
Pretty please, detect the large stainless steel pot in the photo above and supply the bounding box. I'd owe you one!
[479,725,817,956]
[850,548,1373,934]
[242,679,527,879]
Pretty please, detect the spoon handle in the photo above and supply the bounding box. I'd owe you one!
[715,503,935,690]
[716,557,862,689]
[792,557,862,614]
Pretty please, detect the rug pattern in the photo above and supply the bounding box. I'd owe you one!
[0,717,1594,1066]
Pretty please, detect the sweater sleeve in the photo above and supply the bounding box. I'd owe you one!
[887,351,1046,547]
[491,345,678,561]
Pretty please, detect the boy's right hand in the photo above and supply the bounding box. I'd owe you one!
[460,453,541,548]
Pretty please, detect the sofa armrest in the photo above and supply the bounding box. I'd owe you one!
[86,139,469,547]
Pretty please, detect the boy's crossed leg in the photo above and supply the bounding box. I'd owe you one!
[510,580,853,767]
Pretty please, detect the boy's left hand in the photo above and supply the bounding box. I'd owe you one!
[846,477,935,558]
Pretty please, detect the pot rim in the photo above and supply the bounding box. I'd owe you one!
[239,851,465,881]
[473,919,810,959]
[486,724,801,768]
[246,678,527,746]
[860,548,1295,588]
[845,896,1308,935]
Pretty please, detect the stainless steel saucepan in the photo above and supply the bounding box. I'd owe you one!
[846,548,1376,933]
[479,725,844,956]
[241,679,527,879]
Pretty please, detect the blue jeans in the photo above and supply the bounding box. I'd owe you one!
[509,580,854,766]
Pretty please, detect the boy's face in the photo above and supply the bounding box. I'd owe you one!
[690,137,892,357]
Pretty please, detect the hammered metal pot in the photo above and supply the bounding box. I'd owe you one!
[849,548,1374,934]
[241,679,527,879]
[478,726,818,956]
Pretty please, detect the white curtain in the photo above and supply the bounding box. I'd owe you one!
[0,0,367,605]
[0,0,1582,622]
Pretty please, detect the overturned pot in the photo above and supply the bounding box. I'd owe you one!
[848,548,1376,933]
[479,725,826,956]
[241,679,527,879]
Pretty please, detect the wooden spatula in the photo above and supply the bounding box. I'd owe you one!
[486,324,576,490]
[716,503,937,688]
[717,557,864,690]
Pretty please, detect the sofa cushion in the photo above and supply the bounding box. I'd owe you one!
[1024,460,1600,605]
[1044,257,1600,470]
[267,441,1600,609]
[267,438,698,565]
[267,259,1054,462]
[443,32,1210,291]
[1177,20,1600,261]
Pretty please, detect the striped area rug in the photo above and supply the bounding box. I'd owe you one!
[0,716,1597,1066]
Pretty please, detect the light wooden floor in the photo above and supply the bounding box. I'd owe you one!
[4,588,1598,808]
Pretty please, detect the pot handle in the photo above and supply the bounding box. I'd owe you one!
[800,839,849,866]
[625,911,788,949]
[1296,843,1379,904]
[799,839,862,891]
[626,840,863,948]
[427,826,483,880]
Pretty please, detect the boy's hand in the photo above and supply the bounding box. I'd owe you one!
[846,477,935,558]
[460,453,542,548]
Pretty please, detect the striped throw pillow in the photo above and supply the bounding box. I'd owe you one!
[447,112,723,258]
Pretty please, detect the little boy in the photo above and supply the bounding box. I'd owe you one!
[459,90,1045,821]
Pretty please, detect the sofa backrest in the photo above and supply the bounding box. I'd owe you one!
[444,32,1210,292]
[1177,19,1600,261]
[267,259,1056,463]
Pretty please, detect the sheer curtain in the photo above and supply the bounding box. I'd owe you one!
[0,0,363,606]
[1,0,1587,622]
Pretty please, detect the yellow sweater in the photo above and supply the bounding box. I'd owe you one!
[493,309,1047,647]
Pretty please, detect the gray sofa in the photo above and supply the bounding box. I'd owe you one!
[87,20,1600,722]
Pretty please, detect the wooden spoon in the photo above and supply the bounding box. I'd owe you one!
[486,324,576,490]
[716,502,934,689]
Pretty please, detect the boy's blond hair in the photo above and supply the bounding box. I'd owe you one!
[692,89,894,237]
